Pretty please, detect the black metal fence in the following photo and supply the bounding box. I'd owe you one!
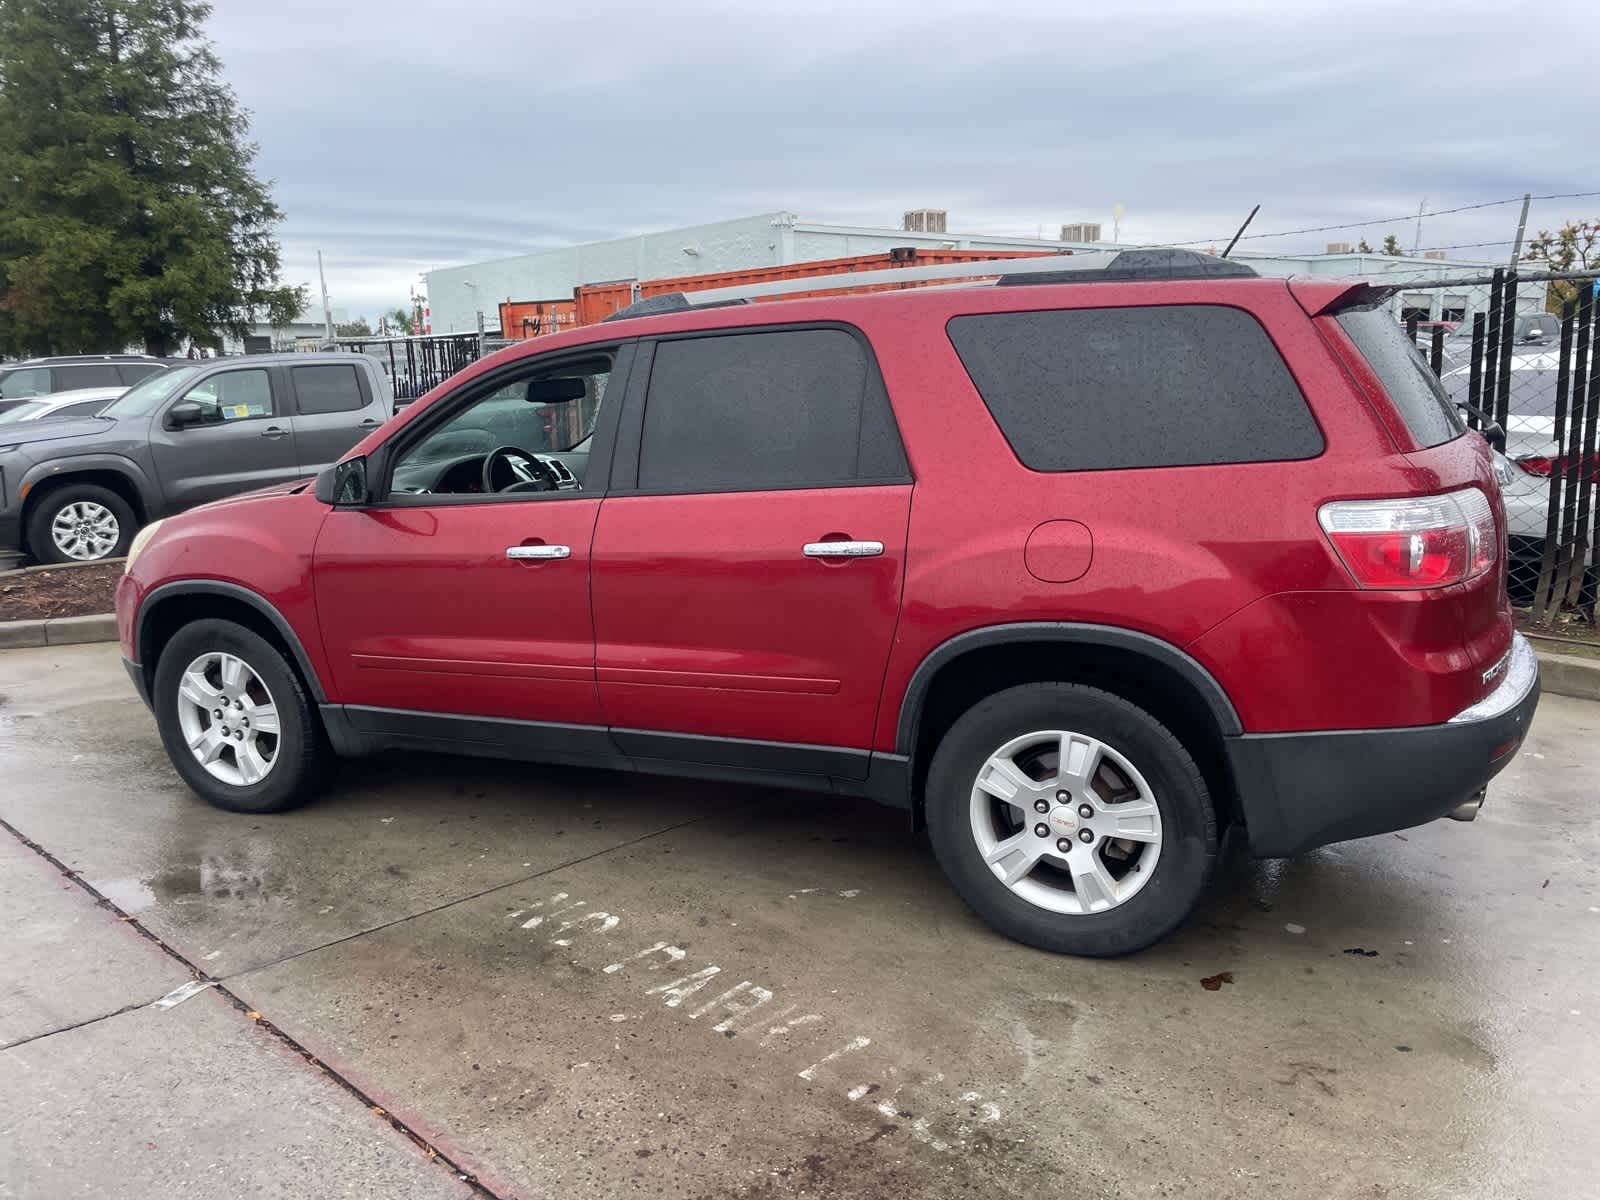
[338,333,485,407]
[1405,269,1600,624]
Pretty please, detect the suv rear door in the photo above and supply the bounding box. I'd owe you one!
[148,364,300,509]
[590,326,912,773]
[285,361,386,476]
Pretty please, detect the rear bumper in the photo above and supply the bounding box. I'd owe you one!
[1227,634,1541,857]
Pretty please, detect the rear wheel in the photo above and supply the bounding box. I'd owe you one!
[925,682,1217,956]
[27,483,136,563]
[152,619,327,813]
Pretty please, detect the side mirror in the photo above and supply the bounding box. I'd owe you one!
[167,401,205,429]
[315,456,369,506]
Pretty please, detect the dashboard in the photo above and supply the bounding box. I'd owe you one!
[391,449,586,496]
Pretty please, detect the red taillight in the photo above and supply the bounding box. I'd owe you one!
[1318,488,1497,590]
[1515,453,1600,479]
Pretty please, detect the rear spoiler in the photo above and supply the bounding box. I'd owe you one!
[1288,279,1399,317]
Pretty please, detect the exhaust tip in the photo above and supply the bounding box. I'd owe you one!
[1447,790,1487,822]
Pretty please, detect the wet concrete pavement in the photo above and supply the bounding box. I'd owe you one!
[1,642,1597,1198]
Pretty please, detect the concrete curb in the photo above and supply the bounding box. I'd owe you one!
[1534,650,1600,704]
[0,556,126,577]
[1,614,1598,706]
[0,612,118,649]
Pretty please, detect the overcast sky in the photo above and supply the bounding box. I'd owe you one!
[205,0,1599,320]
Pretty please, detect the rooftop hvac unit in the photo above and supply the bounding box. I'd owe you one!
[903,209,948,233]
[1061,223,1103,243]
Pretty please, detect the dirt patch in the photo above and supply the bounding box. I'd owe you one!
[0,562,122,622]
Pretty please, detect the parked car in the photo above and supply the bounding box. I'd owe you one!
[0,385,126,426]
[0,353,393,564]
[1440,354,1598,605]
[0,354,169,411]
[115,249,1538,957]
[1439,310,1563,370]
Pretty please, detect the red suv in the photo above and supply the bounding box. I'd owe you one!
[115,249,1540,956]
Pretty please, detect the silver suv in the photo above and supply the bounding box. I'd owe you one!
[0,353,394,563]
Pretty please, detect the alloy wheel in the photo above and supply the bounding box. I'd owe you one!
[968,729,1163,915]
[174,652,281,786]
[50,501,120,560]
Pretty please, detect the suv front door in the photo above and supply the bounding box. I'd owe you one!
[312,346,629,734]
[149,365,300,510]
[591,327,912,774]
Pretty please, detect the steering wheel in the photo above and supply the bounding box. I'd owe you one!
[482,445,559,494]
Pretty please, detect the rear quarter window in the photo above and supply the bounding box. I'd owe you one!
[947,304,1323,472]
[1334,306,1464,449]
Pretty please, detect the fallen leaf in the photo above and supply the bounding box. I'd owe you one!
[1200,971,1235,991]
[1342,948,1379,958]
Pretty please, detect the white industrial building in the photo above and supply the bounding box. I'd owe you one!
[424,210,1528,336]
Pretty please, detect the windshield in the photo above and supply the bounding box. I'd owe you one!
[0,400,49,424]
[0,367,50,398]
[101,365,201,417]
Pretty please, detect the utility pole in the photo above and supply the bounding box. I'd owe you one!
[317,250,334,343]
[1412,198,1427,253]
[1508,192,1532,268]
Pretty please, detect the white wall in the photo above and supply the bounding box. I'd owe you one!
[425,212,1527,334]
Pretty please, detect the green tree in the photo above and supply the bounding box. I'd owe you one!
[335,317,373,338]
[1381,234,1406,256]
[1356,238,1375,253]
[0,0,303,356]
[1523,219,1599,309]
[383,307,416,336]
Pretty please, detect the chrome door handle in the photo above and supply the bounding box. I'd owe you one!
[803,540,884,558]
[506,544,571,560]
[261,426,290,439]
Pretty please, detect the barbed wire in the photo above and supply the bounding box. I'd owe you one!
[1166,190,1600,248]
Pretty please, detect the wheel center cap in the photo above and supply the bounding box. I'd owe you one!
[1048,806,1079,834]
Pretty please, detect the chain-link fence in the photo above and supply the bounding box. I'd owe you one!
[1400,268,1600,628]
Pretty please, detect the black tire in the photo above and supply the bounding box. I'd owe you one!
[26,483,136,564]
[152,619,328,814]
[924,682,1217,957]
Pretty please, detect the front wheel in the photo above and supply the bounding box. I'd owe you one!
[925,682,1217,956]
[27,483,136,563]
[152,619,328,813]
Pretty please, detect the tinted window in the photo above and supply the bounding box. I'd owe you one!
[182,369,274,423]
[1335,306,1464,449]
[638,328,906,491]
[948,305,1323,471]
[118,363,164,385]
[44,399,109,421]
[293,364,365,414]
[0,367,50,398]
[55,364,122,389]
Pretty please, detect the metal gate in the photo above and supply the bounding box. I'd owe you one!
[338,334,485,407]
[1405,269,1600,625]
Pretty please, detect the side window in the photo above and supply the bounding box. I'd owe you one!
[118,363,164,385]
[56,364,123,390]
[0,367,50,397]
[44,399,109,421]
[292,364,366,414]
[390,355,612,495]
[637,328,907,492]
[182,369,275,423]
[947,305,1324,471]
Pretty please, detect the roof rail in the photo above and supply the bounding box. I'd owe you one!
[601,247,1257,323]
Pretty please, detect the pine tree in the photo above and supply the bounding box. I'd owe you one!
[0,0,303,355]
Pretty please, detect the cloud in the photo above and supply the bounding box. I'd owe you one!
[203,0,1600,316]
